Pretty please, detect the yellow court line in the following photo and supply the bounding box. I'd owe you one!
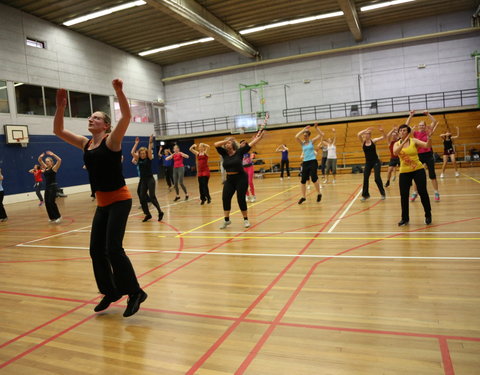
[462,172,480,184]
[178,235,480,240]
[176,185,298,237]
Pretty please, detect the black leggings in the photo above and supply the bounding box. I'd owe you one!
[301,159,319,184]
[362,159,385,198]
[0,191,7,219]
[164,166,174,188]
[139,176,161,216]
[90,199,140,297]
[198,176,211,202]
[399,169,431,222]
[418,151,437,180]
[34,182,43,202]
[222,173,248,211]
[45,184,61,220]
[280,160,290,177]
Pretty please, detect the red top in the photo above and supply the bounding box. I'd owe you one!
[33,169,43,182]
[173,153,184,168]
[197,154,210,177]
[389,141,399,159]
[413,130,431,154]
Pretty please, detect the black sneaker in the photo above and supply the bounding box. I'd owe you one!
[398,220,409,227]
[94,294,122,312]
[185,195,189,201]
[200,200,205,205]
[142,214,152,222]
[385,180,390,187]
[298,197,306,205]
[174,196,180,202]
[317,194,322,202]
[158,211,164,222]
[425,216,432,225]
[207,198,211,204]
[123,290,148,317]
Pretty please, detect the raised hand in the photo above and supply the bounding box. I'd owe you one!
[135,136,140,143]
[423,110,429,115]
[112,78,123,92]
[46,151,53,156]
[409,110,415,116]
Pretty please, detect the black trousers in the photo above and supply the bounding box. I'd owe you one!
[418,151,437,180]
[198,175,211,202]
[301,159,319,184]
[90,199,140,296]
[399,169,431,222]
[34,182,44,201]
[164,166,174,188]
[0,191,7,219]
[45,184,61,220]
[321,156,327,175]
[362,159,385,198]
[280,159,290,177]
[139,176,161,216]
[222,173,248,211]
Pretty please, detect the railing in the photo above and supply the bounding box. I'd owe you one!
[156,88,478,136]
[282,88,478,123]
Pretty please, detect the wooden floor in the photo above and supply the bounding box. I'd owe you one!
[1,168,480,375]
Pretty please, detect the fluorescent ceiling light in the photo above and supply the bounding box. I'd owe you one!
[139,37,214,56]
[63,0,146,26]
[239,11,344,35]
[360,0,415,12]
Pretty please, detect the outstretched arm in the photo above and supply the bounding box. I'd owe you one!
[214,137,234,148]
[53,89,89,150]
[405,110,415,126]
[452,126,460,139]
[38,153,47,169]
[248,127,266,148]
[46,151,62,172]
[311,123,322,143]
[386,127,397,142]
[189,144,199,155]
[106,79,131,152]
[147,134,154,160]
[372,127,386,143]
[295,126,309,145]
[357,127,372,143]
[331,128,336,145]
[131,137,139,158]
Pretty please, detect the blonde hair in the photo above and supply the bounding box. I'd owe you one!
[100,111,112,133]
[138,147,148,155]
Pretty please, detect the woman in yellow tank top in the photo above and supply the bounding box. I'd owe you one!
[393,124,432,226]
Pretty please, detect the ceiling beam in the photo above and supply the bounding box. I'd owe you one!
[337,0,362,41]
[145,0,258,57]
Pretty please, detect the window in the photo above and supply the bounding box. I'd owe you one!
[130,99,153,123]
[0,80,9,113]
[44,87,70,117]
[26,37,46,49]
[69,91,91,118]
[15,83,45,115]
[92,94,111,118]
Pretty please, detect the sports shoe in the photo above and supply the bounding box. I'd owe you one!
[0,218,8,222]
[398,220,409,226]
[381,195,386,200]
[94,294,122,312]
[244,220,251,228]
[332,180,336,184]
[185,195,189,201]
[360,196,369,202]
[307,185,311,190]
[410,192,418,202]
[298,197,306,205]
[142,214,152,222]
[280,177,283,181]
[250,196,256,202]
[323,179,327,184]
[38,201,44,206]
[158,211,164,222]
[219,220,232,229]
[392,176,396,181]
[455,171,460,177]
[54,217,62,224]
[424,216,432,225]
[123,289,148,317]
[173,196,180,202]
[317,194,322,202]
[434,192,440,201]
[207,198,211,204]
[384,180,390,188]
[440,173,444,178]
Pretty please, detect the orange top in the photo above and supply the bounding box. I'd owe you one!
[95,185,132,207]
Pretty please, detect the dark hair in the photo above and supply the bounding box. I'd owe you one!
[99,111,112,133]
[398,124,411,133]
[304,130,311,136]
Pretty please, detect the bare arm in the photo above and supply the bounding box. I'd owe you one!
[357,127,372,143]
[295,127,308,146]
[38,153,47,169]
[405,110,415,126]
[214,137,234,148]
[106,79,131,152]
[331,128,336,145]
[200,143,210,155]
[131,137,139,158]
[165,154,174,160]
[413,136,432,149]
[452,126,460,139]
[180,152,189,159]
[189,144,199,155]
[0,168,3,181]
[248,128,266,148]
[372,127,386,144]
[53,89,89,150]
[147,134,154,160]
[311,123,322,143]
[46,151,62,172]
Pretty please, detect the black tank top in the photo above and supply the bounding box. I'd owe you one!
[83,137,125,192]
[44,168,57,186]
[443,136,453,151]
[363,141,379,162]
[137,157,153,179]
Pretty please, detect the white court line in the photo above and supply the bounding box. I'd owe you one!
[162,250,480,260]
[16,244,160,253]
[328,189,363,233]
[74,230,480,235]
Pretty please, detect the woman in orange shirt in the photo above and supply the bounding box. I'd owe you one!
[53,79,147,317]
[393,124,432,227]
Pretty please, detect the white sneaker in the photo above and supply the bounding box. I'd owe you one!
[307,185,311,190]
[280,177,283,181]
[219,220,231,229]
[244,220,251,228]
[287,176,290,179]
[440,173,444,178]
[392,176,396,181]
[455,171,460,177]
[54,217,62,224]
[250,196,256,202]
[332,180,336,184]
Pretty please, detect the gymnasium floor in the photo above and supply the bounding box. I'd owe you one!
[1,168,479,374]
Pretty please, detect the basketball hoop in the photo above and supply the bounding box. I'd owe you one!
[15,137,27,148]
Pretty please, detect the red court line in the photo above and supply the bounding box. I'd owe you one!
[234,216,480,374]
[185,184,362,375]
[439,338,455,375]
[0,290,87,304]
[0,189,297,368]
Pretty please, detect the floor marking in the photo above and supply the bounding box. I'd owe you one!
[15,244,161,253]
[177,185,297,237]
[328,189,362,233]
[176,235,480,240]
[162,251,480,260]
[461,172,480,184]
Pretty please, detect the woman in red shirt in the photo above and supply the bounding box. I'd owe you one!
[190,143,211,205]
[29,164,44,205]
[165,145,189,201]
